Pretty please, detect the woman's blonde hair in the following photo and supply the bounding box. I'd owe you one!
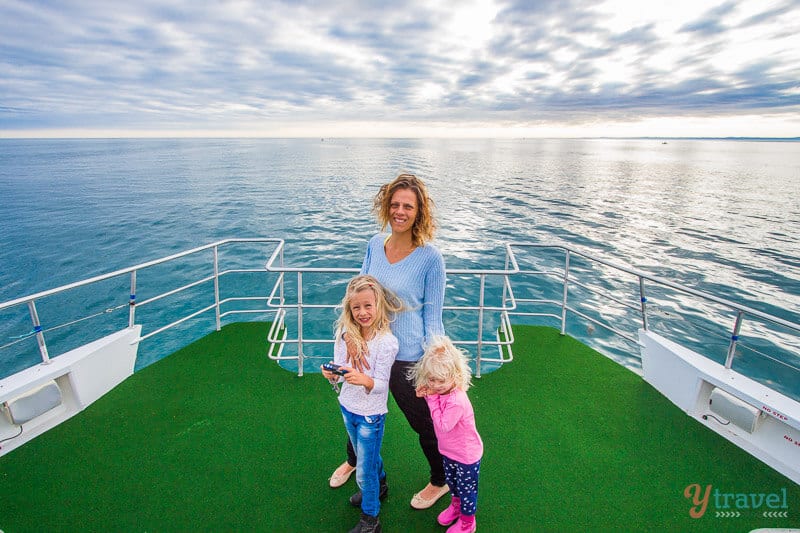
[409,336,473,392]
[335,275,404,364]
[373,173,436,247]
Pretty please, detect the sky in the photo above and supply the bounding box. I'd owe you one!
[1,0,799,138]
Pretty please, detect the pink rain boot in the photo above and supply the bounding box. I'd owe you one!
[446,515,476,533]
[437,497,461,526]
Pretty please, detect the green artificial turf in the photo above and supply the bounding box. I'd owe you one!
[1,323,797,532]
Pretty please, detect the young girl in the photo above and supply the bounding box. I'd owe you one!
[321,275,402,533]
[410,337,483,533]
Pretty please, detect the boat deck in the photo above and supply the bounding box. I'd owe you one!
[1,323,797,532]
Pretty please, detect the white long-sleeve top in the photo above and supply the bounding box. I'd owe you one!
[334,330,399,416]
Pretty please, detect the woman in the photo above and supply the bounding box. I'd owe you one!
[329,173,449,510]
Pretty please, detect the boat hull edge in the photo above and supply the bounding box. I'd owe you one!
[639,329,800,486]
[0,326,141,456]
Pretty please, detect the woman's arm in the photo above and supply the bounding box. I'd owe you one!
[423,249,446,338]
[342,334,397,394]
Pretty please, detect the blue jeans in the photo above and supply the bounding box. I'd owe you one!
[340,405,386,517]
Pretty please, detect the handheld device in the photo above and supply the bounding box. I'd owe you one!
[323,362,349,376]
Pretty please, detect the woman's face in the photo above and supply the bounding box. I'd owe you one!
[388,188,418,235]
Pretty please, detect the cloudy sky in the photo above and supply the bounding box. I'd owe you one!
[1,0,799,138]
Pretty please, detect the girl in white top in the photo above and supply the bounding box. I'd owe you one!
[322,275,402,533]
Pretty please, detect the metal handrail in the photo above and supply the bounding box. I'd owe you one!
[263,240,519,377]
[1,239,284,366]
[0,238,282,311]
[2,238,798,388]
[508,243,800,373]
[509,243,800,333]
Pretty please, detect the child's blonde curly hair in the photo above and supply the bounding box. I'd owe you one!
[409,336,473,392]
[335,275,404,364]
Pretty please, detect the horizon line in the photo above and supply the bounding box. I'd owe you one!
[0,134,798,141]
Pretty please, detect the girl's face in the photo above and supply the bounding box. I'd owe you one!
[389,188,418,236]
[349,288,377,334]
[428,376,455,395]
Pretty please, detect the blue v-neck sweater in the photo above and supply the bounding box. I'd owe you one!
[360,233,446,362]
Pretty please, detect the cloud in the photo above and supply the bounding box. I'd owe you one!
[679,1,738,35]
[0,0,798,137]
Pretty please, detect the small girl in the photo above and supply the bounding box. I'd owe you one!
[321,275,402,533]
[410,336,483,533]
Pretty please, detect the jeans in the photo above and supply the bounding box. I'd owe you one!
[345,360,445,487]
[340,405,386,517]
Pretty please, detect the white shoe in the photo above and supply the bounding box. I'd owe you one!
[410,483,450,509]
[329,461,355,488]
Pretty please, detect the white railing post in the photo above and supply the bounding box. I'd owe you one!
[476,274,486,378]
[725,311,744,369]
[502,251,510,308]
[213,245,221,331]
[561,250,570,335]
[27,300,50,364]
[297,271,304,377]
[129,270,137,328]
[639,277,649,331]
[279,245,285,306]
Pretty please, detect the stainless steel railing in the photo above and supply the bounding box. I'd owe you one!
[2,239,798,394]
[0,238,518,378]
[0,239,283,372]
[262,241,520,376]
[506,243,800,395]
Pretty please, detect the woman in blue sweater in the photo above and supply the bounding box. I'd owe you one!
[329,173,449,510]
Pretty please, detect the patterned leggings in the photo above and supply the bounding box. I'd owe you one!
[443,455,481,517]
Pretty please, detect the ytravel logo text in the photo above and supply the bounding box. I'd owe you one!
[684,484,790,519]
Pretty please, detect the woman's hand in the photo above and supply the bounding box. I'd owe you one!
[344,333,371,373]
[415,384,430,397]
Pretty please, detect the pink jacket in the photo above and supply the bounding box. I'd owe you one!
[425,388,483,464]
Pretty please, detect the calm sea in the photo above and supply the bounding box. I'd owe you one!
[1,138,798,394]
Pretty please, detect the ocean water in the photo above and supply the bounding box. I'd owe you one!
[1,138,799,395]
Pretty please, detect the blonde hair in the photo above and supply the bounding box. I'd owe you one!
[373,173,437,247]
[335,275,404,364]
[409,336,473,392]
